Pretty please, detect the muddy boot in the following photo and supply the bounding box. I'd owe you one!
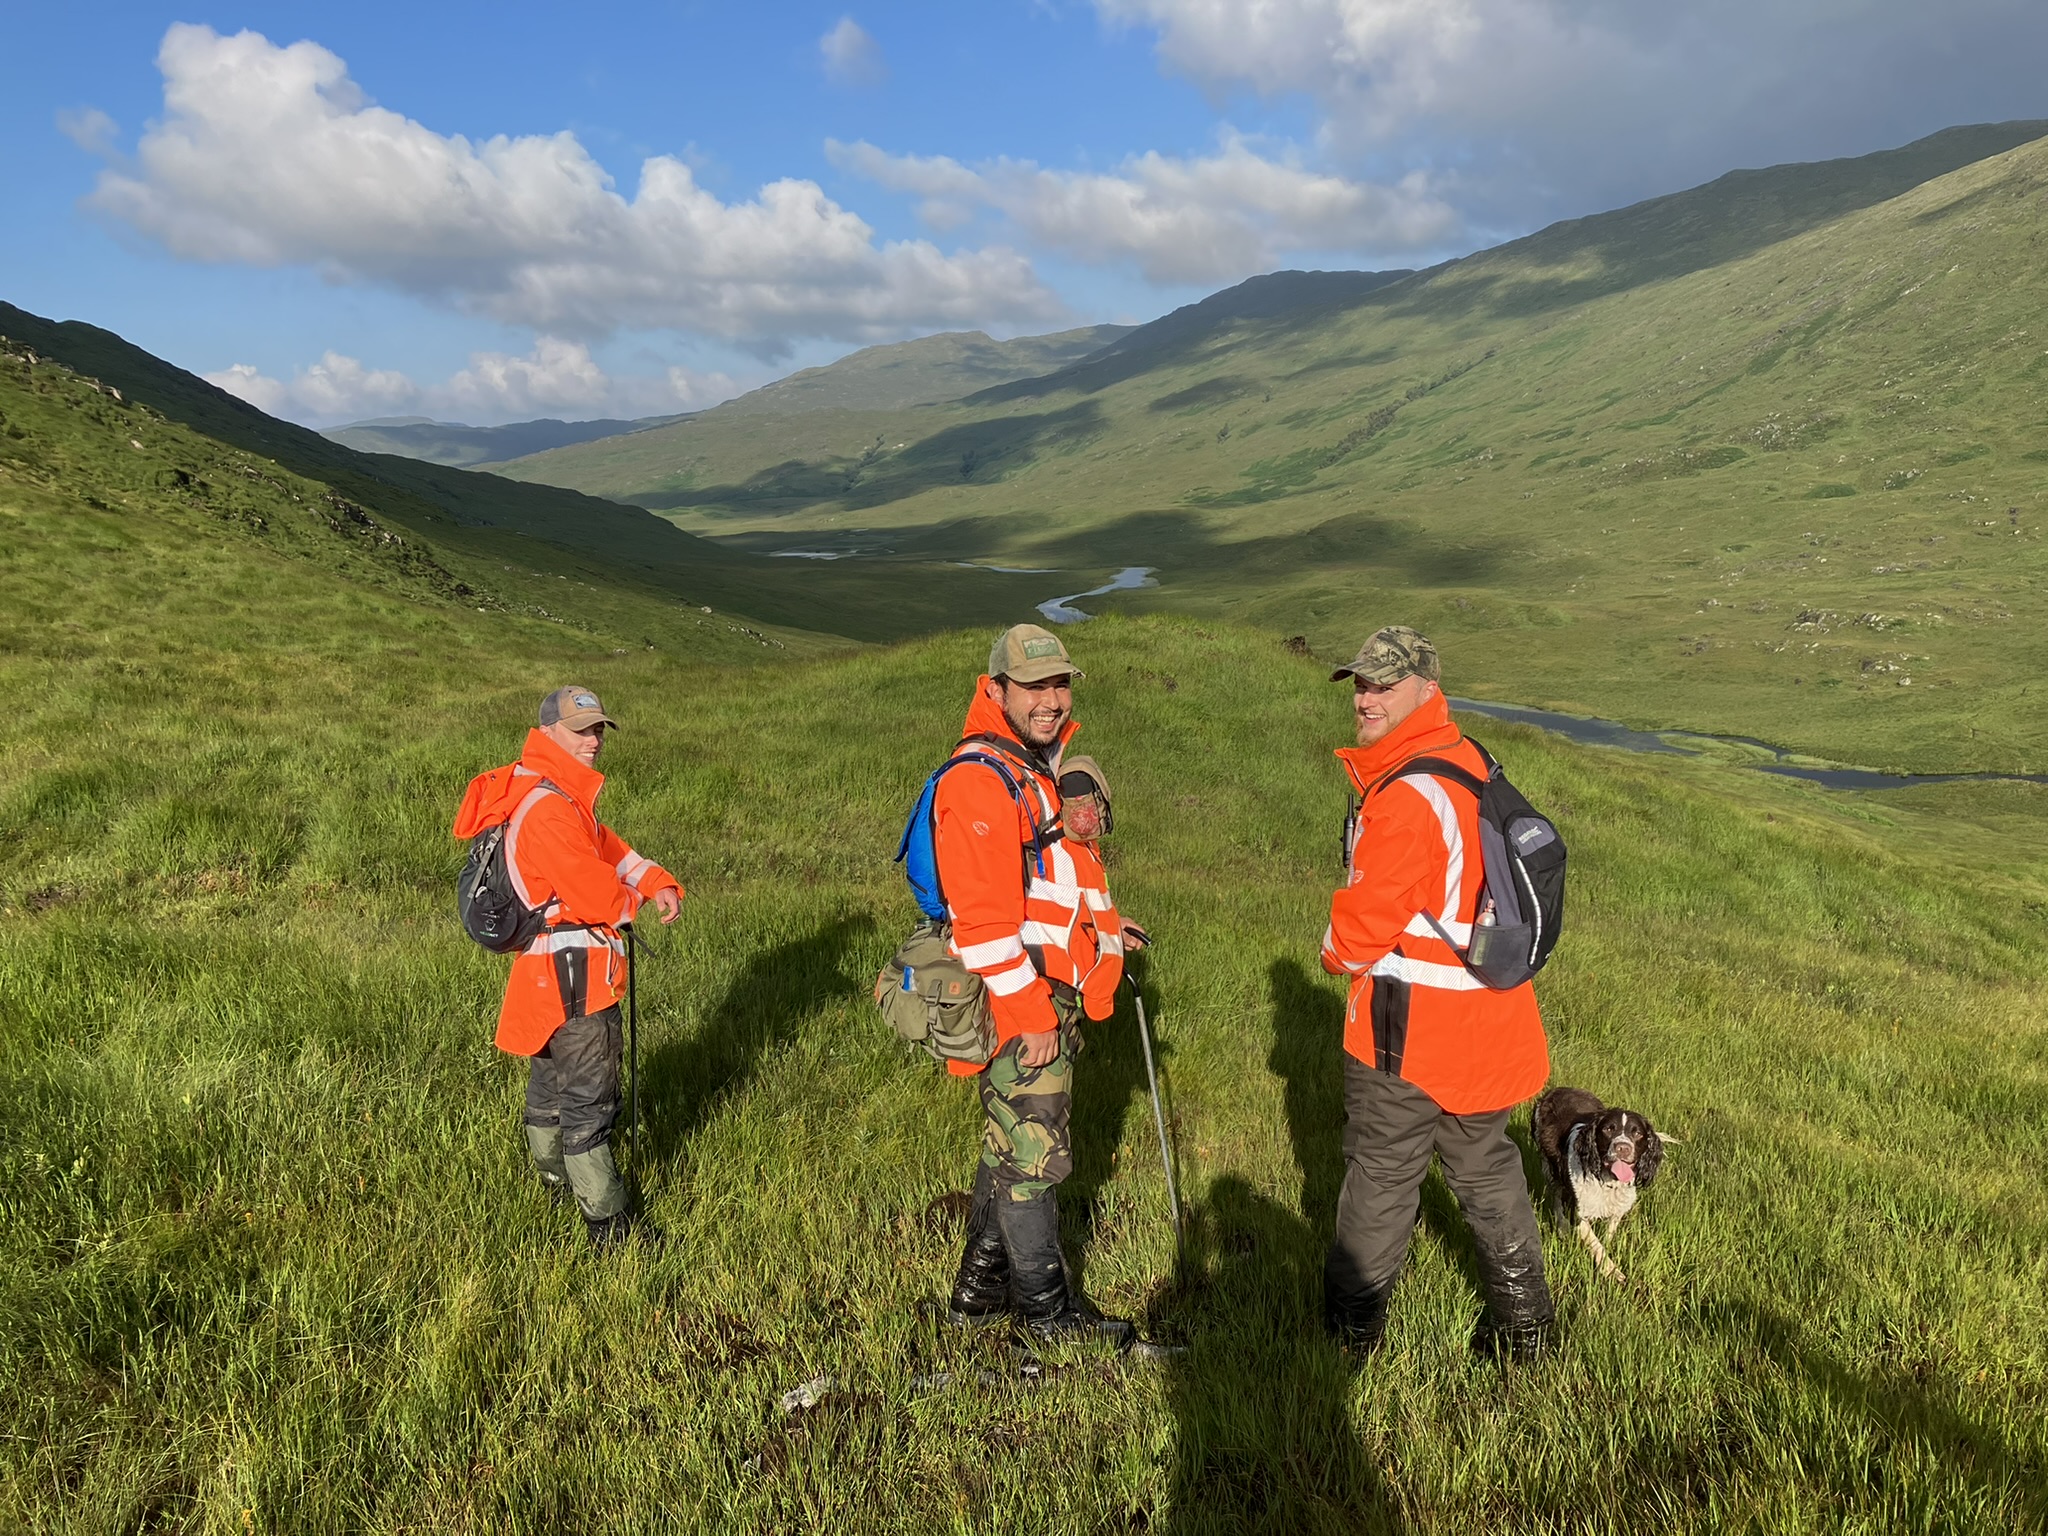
[1323,1278,1392,1356]
[949,1163,1010,1327]
[1470,1224,1557,1364]
[524,1121,573,1205]
[997,1189,1134,1351]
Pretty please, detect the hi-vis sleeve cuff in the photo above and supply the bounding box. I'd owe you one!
[615,850,654,889]
[983,955,1041,997]
[1320,923,1373,975]
[1097,931,1125,957]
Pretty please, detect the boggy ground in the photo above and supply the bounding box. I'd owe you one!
[3,519,2044,1532]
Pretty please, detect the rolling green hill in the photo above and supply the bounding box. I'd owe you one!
[502,122,2048,773]
[5,325,2046,1524]
[324,413,691,469]
[0,302,1061,644]
[711,323,1136,417]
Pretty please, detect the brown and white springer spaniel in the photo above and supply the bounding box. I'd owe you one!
[1533,1085,1669,1284]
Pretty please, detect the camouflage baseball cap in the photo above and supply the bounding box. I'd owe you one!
[1329,626,1440,686]
[989,623,1084,684]
[538,685,618,731]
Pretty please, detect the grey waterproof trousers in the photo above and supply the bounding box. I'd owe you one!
[1325,1056,1551,1320]
[522,1004,628,1220]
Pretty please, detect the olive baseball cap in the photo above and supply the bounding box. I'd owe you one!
[538,685,618,732]
[989,623,1084,684]
[1329,626,1441,686]
[1057,754,1112,805]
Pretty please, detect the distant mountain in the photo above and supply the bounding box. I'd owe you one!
[324,413,691,468]
[707,324,1134,419]
[965,271,1413,404]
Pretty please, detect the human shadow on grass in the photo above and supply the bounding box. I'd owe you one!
[637,914,873,1164]
[1063,965,1160,1297]
[1148,1175,1406,1534]
[1265,958,1495,1314]
[1699,1300,2048,1529]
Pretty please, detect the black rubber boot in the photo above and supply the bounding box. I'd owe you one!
[949,1163,1011,1327]
[996,1188,1134,1351]
[586,1210,665,1253]
[1323,1279,1392,1356]
[1469,1226,1557,1363]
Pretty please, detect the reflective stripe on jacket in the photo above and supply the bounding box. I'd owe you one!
[1320,692,1548,1115]
[452,728,684,1056]
[1056,837,1126,1022]
[932,677,1077,1074]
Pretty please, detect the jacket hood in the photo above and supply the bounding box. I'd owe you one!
[960,674,1079,768]
[452,728,604,838]
[1334,689,1462,793]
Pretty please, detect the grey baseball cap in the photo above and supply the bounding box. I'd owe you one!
[538,685,618,731]
[989,623,1084,684]
[1329,626,1441,685]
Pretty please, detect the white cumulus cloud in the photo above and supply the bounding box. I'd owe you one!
[205,339,741,427]
[829,133,1457,284]
[820,16,887,86]
[1094,0,2048,226]
[90,24,1055,355]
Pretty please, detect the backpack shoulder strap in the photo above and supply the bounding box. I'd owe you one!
[1370,753,1490,800]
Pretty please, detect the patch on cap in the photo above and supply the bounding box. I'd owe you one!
[539,685,620,731]
[989,623,1085,684]
[1329,625,1441,686]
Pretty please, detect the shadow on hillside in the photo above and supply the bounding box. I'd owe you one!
[1148,1174,1406,1533]
[1693,1301,2048,1527]
[636,914,873,1163]
[710,503,1510,592]
[1063,969,1153,1299]
[638,402,1107,515]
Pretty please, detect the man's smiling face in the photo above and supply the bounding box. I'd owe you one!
[990,673,1073,749]
[1354,673,1436,747]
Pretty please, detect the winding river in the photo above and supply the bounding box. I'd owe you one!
[1449,698,2048,791]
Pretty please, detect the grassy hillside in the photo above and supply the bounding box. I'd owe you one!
[6,317,2047,1529]
[324,414,691,469]
[712,324,1135,417]
[503,124,2048,772]
[0,303,1060,644]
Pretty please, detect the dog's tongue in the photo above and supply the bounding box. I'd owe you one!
[1611,1161,1636,1185]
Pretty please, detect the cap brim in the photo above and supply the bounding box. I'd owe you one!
[555,709,619,730]
[1005,661,1084,683]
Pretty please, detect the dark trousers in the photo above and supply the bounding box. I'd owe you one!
[523,1005,623,1155]
[1325,1055,1549,1316]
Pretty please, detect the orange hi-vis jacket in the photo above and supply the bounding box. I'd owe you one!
[1321,692,1549,1115]
[452,728,684,1057]
[932,678,1091,1077]
[1054,836,1127,1024]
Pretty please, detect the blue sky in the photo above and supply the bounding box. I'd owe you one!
[5,1,2045,425]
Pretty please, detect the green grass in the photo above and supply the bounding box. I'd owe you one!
[499,123,2048,773]
[4,350,2047,1530]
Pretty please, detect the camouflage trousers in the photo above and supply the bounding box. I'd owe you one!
[978,1004,1083,1203]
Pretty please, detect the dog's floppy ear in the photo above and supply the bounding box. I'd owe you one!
[1636,1124,1665,1189]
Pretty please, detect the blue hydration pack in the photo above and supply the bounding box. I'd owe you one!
[896,735,1061,921]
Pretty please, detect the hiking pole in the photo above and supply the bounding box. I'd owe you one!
[1129,977,1182,1241]
[624,922,639,1178]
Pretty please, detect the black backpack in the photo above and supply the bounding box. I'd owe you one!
[457,782,564,953]
[1352,740,1566,989]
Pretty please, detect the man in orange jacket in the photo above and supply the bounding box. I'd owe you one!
[1319,627,1556,1360]
[937,624,1134,1347]
[453,686,682,1249]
